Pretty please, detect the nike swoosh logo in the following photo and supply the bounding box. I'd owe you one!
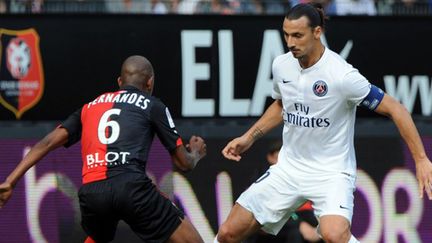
[282,80,292,83]
[339,205,349,210]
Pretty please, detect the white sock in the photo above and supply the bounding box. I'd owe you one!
[348,235,360,243]
[214,235,219,243]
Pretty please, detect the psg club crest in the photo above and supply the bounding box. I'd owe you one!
[0,28,44,119]
[312,80,328,97]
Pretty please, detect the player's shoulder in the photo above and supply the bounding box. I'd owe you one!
[147,95,167,112]
[96,90,118,100]
[325,49,352,68]
[147,94,163,105]
[324,49,357,75]
[273,52,295,65]
[324,49,367,89]
[83,89,120,108]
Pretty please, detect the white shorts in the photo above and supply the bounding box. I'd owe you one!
[236,163,356,235]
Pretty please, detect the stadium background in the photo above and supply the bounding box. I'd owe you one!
[1,13,432,243]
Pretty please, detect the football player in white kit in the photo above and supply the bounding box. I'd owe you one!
[215,3,432,243]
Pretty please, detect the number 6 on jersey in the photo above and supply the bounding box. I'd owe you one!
[98,108,121,144]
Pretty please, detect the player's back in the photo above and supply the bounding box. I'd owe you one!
[80,86,158,184]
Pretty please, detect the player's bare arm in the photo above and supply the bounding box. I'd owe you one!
[222,100,283,161]
[375,93,432,200]
[172,136,207,171]
[0,127,69,208]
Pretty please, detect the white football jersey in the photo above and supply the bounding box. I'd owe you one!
[272,48,370,176]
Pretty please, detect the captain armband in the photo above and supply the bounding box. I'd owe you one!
[360,85,384,111]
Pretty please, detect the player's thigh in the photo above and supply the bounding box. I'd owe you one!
[236,165,303,235]
[319,215,351,242]
[167,216,204,243]
[80,215,118,243]
[307,173,355,224]
[120,174,185,242]
[78,181,118,242]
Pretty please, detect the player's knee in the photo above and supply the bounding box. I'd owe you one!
[320,215,351,243]
[217,224,236,243]
[320,228,350,243]
[321,231,341,243]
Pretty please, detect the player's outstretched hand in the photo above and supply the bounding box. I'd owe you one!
[416,158,432,200]
[222,135,253,162]
[188,135,207,160]
[0,182,13,209]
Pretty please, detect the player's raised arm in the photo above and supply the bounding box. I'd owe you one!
[374,93,432,200]
[0,127,69,208]
[222,99,283,161]
[171,136,207,172]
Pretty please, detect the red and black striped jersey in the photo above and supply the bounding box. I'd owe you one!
[61,85,182,184]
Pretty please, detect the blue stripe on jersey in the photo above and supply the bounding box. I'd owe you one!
[361,85,384,111]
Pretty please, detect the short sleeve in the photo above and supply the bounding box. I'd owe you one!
[272,59,282,100]
[272,79,282,100]
[341,70,371,106]
[150,100,182,153]
[60,108,82,148]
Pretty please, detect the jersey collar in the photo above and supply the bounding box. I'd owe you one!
[299,47,328,73]
[120,85,140,91]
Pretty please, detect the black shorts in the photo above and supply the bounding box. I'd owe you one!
[78,172,184,243]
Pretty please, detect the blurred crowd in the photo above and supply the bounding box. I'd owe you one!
[1,0,432,15]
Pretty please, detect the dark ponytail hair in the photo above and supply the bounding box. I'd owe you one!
[285,3,328,31]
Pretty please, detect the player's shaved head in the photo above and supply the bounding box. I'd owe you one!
[120,55,154,92]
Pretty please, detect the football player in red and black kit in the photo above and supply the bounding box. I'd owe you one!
[0,55,207,243]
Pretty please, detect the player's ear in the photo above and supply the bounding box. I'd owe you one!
[313,26,322,40]
[117,77,123,87]
[146,76,154,93]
